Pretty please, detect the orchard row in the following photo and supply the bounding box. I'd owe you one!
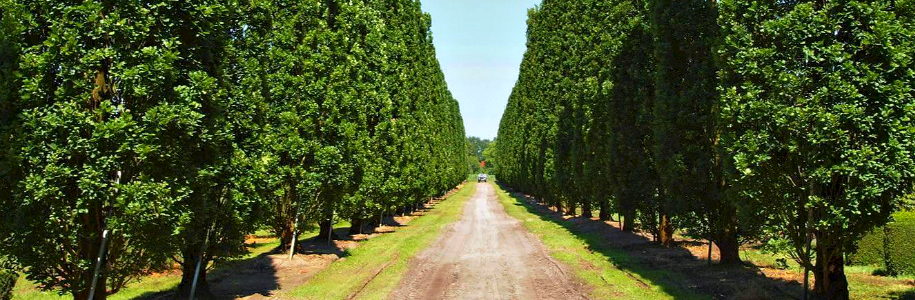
[0,0,466,299]
[495,1,915,299]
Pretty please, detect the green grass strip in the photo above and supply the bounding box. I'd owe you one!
[289,182,477,300]
[491,183,708,300]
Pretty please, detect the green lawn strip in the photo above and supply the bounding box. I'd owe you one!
[13,270,181,300]
[491,184,707,300]
[289,182,477,300]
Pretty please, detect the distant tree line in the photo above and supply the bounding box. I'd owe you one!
[0,0,466,299]
[466,136,495,174]
[495,0,915,299]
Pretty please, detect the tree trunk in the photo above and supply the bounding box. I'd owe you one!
[621,208,636,232]
[598,200,610,221]
[581,199,593,218]
[318,203,339,243]
[814,242,849,300]
[75,209,108,300]
[348,217,363,235]
[554,198,563,214]
[177,250,213,300]
[713,206,742,264]
[275,180,297,251]
[278,225,294,252]
[318,219,339,243]
[659,212,673,247]
[73,270,107,300]
[715,230,741,265]
[566,201,577,217]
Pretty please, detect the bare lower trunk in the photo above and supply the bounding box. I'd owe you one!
[318,219,339,243]
[275,180,297,251]
[318,204,339,243]
[349,217,363,235]
[75,208,108,300]
[659,212,673,247]
[581,199,592,218]
[566,201,577,217]
[278,225,294,252]
[73,270,107,300]
[814,240,849,300]
[712,209,740,265]
[621,208,636,232]
[177,250,213,300]
[598,200,610,221]
[715,231,741,265]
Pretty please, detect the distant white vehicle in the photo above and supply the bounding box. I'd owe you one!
[477,173,488,183]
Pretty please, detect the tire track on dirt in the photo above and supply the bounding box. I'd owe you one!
[389,183,589,300]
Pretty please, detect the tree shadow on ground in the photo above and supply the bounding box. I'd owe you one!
[132,197,450,300]
[134,227,359,300]
[501,185,806,300]
[298,227,355,258]
[133,249,281,300]
[890,288,915,300]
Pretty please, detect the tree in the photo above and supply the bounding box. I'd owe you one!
[482,140,497,173]
[0,0,23,240]
[167,2,270,296]
[1,0,223,298]
[1,1,270,299]
[466,136,491,162]
[719,0,915,298]
[648,0,743,263]
[1,0,467,299]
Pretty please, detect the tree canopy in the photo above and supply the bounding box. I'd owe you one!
[496,0,915,298]
[0,0,466,299]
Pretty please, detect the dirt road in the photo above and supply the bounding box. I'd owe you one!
[389,183,588,300]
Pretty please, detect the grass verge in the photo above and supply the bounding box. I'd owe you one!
[289,181,477,300]
[491,183,708,300]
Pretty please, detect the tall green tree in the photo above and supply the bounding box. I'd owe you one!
[482,140,497,172]
[1,1,268,299]
[719,0,915,298]
[649,0,743,263]
[2,0,211,298]
[0,0,23,239]
[167,2,270,297]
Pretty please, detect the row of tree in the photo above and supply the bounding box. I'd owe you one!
[495,0,915,299]
[0,0,467,299]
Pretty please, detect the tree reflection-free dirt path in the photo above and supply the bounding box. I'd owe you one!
[389,183,587,300]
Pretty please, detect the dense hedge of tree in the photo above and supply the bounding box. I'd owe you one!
[495,0,915,298]
[0,0,466,299]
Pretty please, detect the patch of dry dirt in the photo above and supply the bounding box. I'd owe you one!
[138,185,467,300]
[389,183,589,300]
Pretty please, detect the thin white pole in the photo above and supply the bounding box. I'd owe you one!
[190,190,224,300]
[189,226,210,300]
[289,207,300,260]
[90,171,117,300]
[88,230,109,300]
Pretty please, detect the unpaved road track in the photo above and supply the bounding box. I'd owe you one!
[389,183,588,300]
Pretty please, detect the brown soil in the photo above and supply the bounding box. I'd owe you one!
[389,183,590,300]
[136,185,466,300]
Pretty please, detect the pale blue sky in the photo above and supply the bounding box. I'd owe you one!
[421,0,541,140]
